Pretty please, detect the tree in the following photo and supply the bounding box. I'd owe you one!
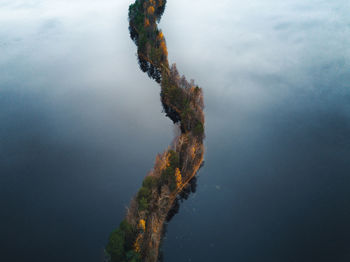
[168,150,179,168]
[138,219,146,231]
[106,220,136,262]
[142,176,158,189]
[147,6,155,15]
[126,250,142,262]
[120,220,135,250]
[144,18,150,27]
[106,228,125,262]
[137,187,151,201]
[175,168,182,189]
[138,197,148,211]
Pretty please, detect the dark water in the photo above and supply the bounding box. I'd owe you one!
[161,1,350,261]
[1,0,350,262]
[0,1,172,261]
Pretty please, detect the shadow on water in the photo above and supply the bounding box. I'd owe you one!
[158,162,203,262]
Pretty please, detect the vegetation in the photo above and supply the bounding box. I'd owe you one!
[105,149,183,259]
[157,150,179,191]
[106,220,140,262]
[128,0,167,82]
[128,0,204,139]
[137,185,151,211]
[106,0,204,261]
[142,176,158,188]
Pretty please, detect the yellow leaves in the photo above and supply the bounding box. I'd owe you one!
[157,31,168,58]
[160,40,168,57]
[175,168,182,188]
[134,234,142,253]
[147,6,155,15]
[191,146,196,159]
[165,151,171,167]
[144,18,150,27]
[134,219,146,253]
[138,219,146,231]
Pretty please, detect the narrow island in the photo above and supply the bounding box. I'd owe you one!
[105,1,205,261]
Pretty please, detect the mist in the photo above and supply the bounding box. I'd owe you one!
[1,0,350,261]
[161,1,350,261]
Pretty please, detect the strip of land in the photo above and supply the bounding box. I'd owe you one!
[106,1,205,261]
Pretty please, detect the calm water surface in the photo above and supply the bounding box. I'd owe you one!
[1,0,350,261]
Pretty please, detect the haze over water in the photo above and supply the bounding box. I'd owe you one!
[1,1,349,262]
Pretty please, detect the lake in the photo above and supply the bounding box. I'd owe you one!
[1,0,349,261]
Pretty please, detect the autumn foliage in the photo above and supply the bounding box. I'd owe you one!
[106,1,205,261]
[147,6,155,15]
[144,18,150,27]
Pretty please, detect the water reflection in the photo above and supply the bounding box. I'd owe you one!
[1,0,350,261]
[161,1,350,261]
[0,1,173,261]
[158,175,199,262]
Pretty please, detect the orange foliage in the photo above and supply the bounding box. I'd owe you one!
[160,40,168,57]
[147,6,155,15]
[154,152,169,175]
[138,219,146,231]
[134,234,142,252]
[191,146,196,159]
[175,168,182,188]
[165,151,172,168]
[145,18,150,27]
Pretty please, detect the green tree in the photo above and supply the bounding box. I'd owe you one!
[142,176,158,189]
[168,150,179,168]
[106,228,125,262]
[138,197,148,211]
[126,250,142,262]
[106,220,136,262]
